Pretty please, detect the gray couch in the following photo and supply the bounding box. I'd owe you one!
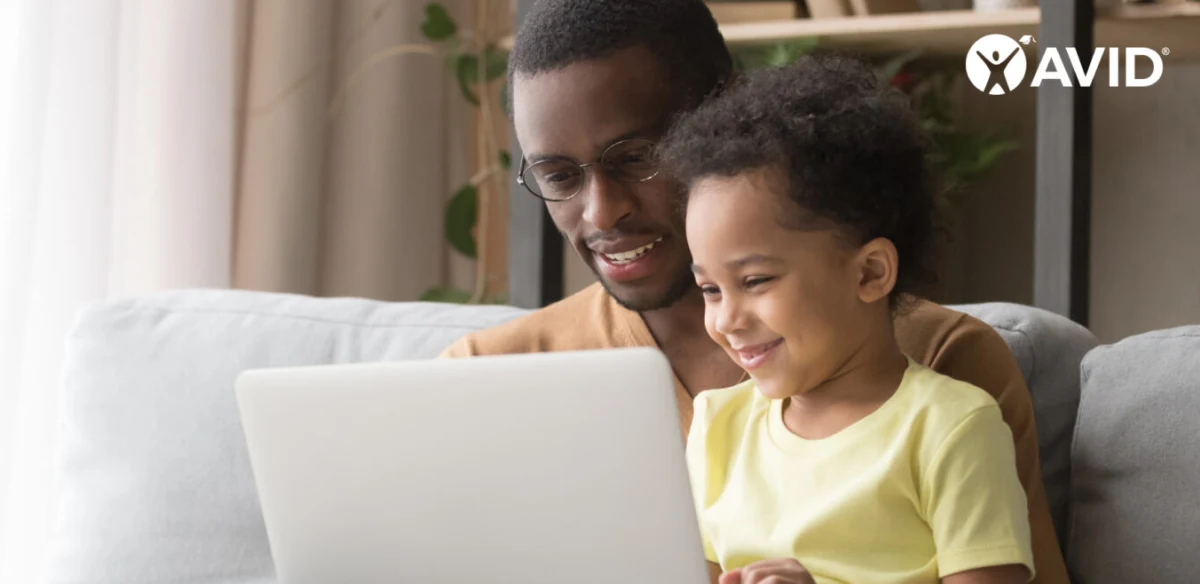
[43,289,1200,583]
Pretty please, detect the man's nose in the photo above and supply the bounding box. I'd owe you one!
[580,169,635,231]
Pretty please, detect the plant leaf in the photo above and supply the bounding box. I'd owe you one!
[876,49,924,85]
[420,3,457,41]
[455,54,480,105]
[445,184,478,258]
[485,47,508,81]
[499,150,512,170]
[734,39,818,72]
[776,39,819,66]
[420,286,473,303]
[454,48,508,106]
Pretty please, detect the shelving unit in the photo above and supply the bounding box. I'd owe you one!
[500,5,1200,61]
[714,4,1199,61]
[506,0,1196,324]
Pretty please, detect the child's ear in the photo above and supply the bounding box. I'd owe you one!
[855,238,899,304]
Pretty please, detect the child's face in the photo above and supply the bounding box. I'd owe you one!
[687,169,885,399]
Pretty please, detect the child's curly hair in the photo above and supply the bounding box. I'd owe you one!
[658,53,940,309]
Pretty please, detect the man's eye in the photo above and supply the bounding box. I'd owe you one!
[543,169,580,184]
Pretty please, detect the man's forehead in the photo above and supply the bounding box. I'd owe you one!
[512,47,680,161]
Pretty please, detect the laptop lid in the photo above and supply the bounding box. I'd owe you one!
[235,347,709,584]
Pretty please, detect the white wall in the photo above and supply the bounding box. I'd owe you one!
[957,62,1200,342]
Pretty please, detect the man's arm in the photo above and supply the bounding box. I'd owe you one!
[923,318,1069,584]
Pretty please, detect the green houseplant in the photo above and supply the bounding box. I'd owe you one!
[417,2,511,304]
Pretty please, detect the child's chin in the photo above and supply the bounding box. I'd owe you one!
[753,377,793,401]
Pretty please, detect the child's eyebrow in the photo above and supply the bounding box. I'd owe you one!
[728,254,782,268]
[691,255,782,275]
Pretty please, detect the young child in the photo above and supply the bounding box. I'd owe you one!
[657,54,1035,584]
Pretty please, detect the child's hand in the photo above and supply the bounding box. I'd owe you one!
[719,558,816,584]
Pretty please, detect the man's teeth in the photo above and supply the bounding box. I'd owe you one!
[604,238,662,265]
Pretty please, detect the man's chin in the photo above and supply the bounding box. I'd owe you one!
[595,271,695,313]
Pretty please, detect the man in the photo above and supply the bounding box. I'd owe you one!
[441,1,1068,582]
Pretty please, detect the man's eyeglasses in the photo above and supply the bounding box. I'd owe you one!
[516,138,660,202]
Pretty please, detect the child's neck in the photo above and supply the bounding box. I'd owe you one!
[781,335,909,441]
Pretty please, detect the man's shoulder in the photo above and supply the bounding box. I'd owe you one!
[440,283,639,357]
[895,297,1028,412]
[895,297,1012,369]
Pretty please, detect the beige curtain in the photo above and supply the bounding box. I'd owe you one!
[233,0,509,301]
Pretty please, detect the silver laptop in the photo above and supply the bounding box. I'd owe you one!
[235,347,710,584]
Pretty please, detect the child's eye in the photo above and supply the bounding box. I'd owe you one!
[698,284,720,297]
[745,276,775,289]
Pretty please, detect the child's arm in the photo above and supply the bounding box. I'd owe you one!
[923,405,1036,581]
[944,564,1030,584]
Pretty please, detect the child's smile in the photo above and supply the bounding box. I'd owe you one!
[731,338,784,370]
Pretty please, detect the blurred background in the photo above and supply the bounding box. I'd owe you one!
[0,1,1197,583]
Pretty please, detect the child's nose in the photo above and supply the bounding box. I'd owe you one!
[714,298,748,336]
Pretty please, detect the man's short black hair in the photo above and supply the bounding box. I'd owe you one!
[659,53,940,305]
[507,0,733,107]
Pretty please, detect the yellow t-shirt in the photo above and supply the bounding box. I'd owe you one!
[687,358,1035,583]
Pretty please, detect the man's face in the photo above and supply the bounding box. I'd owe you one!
[511,46,694,312]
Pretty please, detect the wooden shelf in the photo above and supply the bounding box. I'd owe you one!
[706,1,798,24]
[498,4,1200,61]
[718,4,1200,61]
[719,7,1038,58]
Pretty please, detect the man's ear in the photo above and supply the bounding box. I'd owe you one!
[855,237,899,304]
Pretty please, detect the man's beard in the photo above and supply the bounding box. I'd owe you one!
[598,265,696,313]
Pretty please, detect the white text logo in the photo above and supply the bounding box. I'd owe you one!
[966,34,1165,93]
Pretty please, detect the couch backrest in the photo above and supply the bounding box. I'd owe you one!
[45,290,1099,584]
[1068,325,1200,584]
[46,290,530,584]
[952,303,1099,551]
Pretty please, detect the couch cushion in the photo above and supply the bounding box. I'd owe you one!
[1068,326,1200,584]
[950,303,1098,549]
[46,289,530,584]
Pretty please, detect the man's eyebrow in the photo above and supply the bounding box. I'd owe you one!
[523,126,661,164]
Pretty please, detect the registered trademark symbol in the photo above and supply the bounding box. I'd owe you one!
[1163,47,1171,56]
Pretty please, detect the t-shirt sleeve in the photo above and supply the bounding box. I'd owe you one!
[922,405,1036,581]
[685,396,720,564]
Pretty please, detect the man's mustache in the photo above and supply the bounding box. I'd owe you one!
[583,227,664,248]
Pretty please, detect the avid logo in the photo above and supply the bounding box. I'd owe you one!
[966,33,1166,94]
